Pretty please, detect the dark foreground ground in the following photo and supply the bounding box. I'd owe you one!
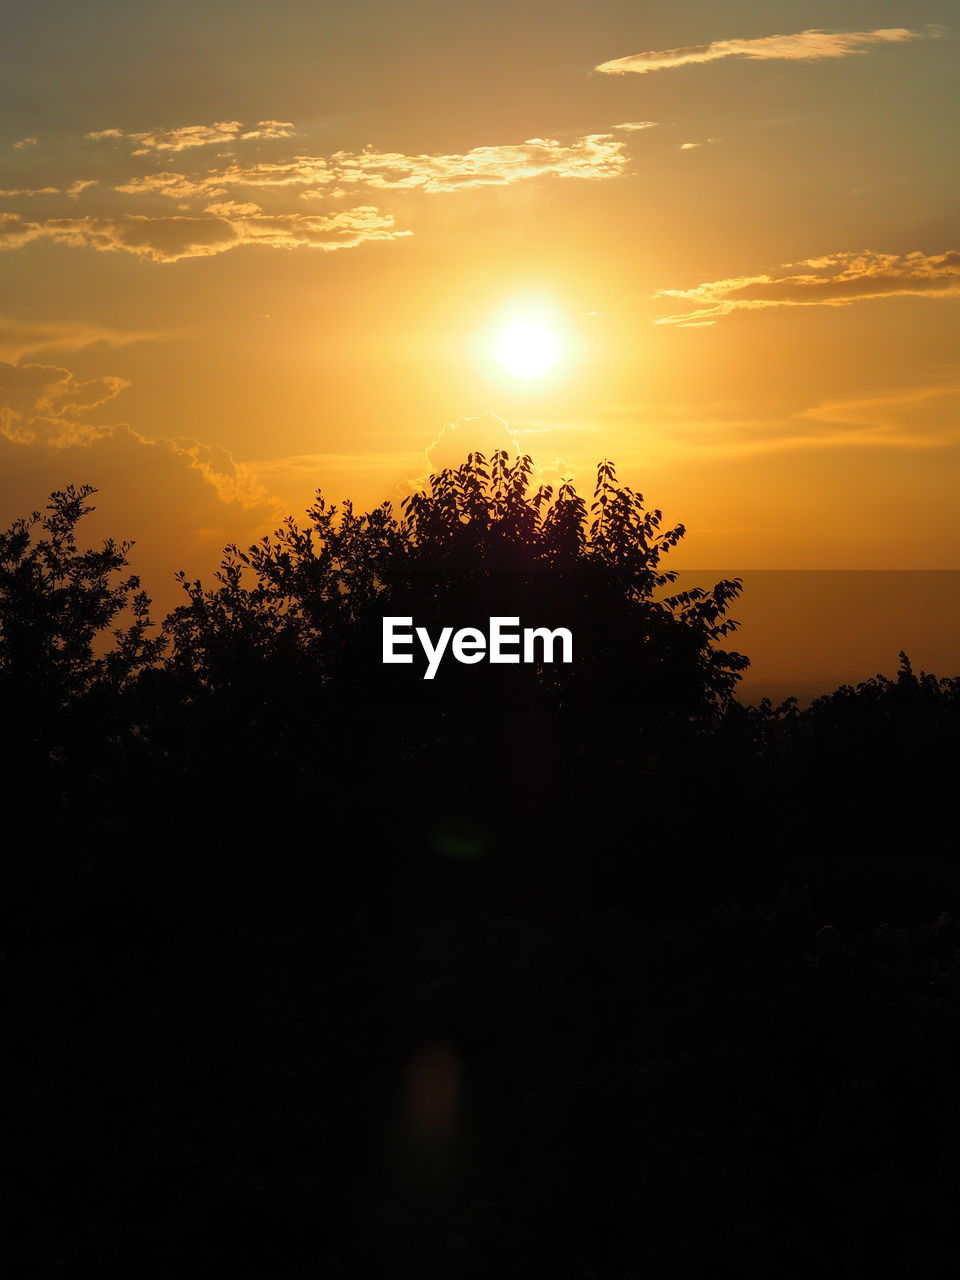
[7,780,960,1273]
[5,661,960,1275]
[8,867,960,1276]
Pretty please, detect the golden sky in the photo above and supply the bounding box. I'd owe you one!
[2,1,958,643]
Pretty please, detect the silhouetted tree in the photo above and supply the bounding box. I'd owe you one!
[145,453,753,841]
[0,485,161,784]
[162,452,748,718]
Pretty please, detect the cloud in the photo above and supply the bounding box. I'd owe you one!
[250,419,578,514]
[163,435,277,508]
[425,411,522,475]
[0,179,97,199]
[239,120,298,142]
[593,381,960,459]
[114,133,629,203]
[419,411,573,493]
[0,315,172,362]
[0,356,276,504]
[114,172,229,201]
[654,250,960,325]
[0,430,283,611]
[130,122,244,155]
[202,199,264,217]
[693,421,948,459]
[0,359,129,447]
[4,129,632,265]
[86,120,297,154]
[794,381,960,450]
[12,136,38,150]
[0,356,305,607]
[595,27,934,75]
[0,185,61,197]
[253,451,422,478]
[115,157,337,201]
[321,134,628,193]
[613,121,658,132]
[0,357,280,513]
[330,134,628,191]
[0,205,410,262]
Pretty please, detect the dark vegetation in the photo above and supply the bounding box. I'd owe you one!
[4,455,960,1274]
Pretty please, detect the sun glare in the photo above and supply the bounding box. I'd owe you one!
[494,318,562,379]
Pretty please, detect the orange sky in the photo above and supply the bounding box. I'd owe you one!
[1,2,958,686]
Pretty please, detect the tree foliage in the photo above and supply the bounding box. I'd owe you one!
[162,452,749,722]
[0,484,160,695]
[0,485,162,789]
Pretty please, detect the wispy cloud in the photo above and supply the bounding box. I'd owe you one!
[695,385,960,457]
[114,133,630,203]
[0,315,172,362]
[3,128,636,264]
[327,134,628,192]
[796,381,960,448]
[86,120,296,154]
[654,250,960,326]
[0,185,60,197]
[595,27,934,76]
[0,205,409,262]
[679,138,720,151]
[593,381,960,458]
[115,159,337,202]
[251,450,424,483]
[0,179,97,199]
[12,136,38,150]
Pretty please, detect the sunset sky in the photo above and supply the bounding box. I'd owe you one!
[2,1,958,687]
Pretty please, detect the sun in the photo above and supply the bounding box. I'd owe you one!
[473,295,578,386]
[493,317,562,379]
